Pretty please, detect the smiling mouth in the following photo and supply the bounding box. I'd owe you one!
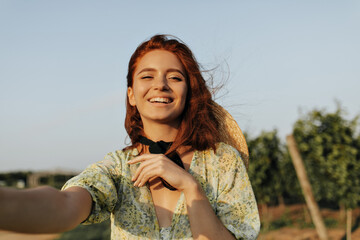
[148,97,173,104]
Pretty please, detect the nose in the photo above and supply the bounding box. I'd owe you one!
[152,75,169,91]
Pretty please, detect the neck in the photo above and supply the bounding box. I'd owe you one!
[142,120,180,142]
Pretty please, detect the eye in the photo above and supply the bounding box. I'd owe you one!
[141,75,153,80]
[169,76,183,81]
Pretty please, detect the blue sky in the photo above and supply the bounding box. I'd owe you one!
[1,1,359,171]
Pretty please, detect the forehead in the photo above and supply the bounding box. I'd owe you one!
[135,50,185,73]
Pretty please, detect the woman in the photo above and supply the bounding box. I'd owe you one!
[0,35,260,239]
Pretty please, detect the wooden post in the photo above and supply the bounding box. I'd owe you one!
[286,135,328,240]
[346,208,352,240]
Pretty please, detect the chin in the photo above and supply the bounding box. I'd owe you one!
[146,115,182,125]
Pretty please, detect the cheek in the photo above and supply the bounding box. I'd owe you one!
[132,83,146,100]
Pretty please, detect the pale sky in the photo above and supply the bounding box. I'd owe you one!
[1,1,359,171]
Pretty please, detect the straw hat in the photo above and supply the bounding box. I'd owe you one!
[211,102,249,169]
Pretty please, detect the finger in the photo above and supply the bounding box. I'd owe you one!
[131,154,170,181]
[128,154,160,164]
[131,157,159,181]
[135,160,180,188]
[134,164,159,187]
[134,157,171,187]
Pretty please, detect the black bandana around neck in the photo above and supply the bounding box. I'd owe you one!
[139,136,184,191]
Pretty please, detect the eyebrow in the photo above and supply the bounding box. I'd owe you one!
[136,68,185,77]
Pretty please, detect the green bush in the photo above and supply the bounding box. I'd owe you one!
[324,217,339,228]
[268,216,292,231]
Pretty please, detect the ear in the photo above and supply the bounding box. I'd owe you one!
[127,87,136,106]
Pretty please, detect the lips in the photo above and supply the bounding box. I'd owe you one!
[148,97,173,104]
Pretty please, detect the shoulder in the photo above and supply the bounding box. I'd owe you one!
[76,148,138,178]
[212,142,243,163]
[200,142,246,171]
[214,142,240,157]
[103,147,138,165]
[62,148,138,192]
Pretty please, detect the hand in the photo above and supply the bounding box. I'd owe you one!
[128,153,196,191]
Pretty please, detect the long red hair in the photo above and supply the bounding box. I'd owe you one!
[124,34,221,153]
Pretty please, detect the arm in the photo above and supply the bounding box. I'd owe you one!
[183,145,260,240]
[214,145,260,240]
[183,181,236,240]
[0,186,92,233]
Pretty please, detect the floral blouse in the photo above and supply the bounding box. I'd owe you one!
[62,142,260,239]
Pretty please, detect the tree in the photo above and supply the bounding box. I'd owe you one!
[247,130,289,229]
[247,130,284,205]
[279,149,303,205]
[292,104,360,239]
[287,135,328,240]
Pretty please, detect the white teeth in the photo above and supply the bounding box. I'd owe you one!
[149,97,172,103]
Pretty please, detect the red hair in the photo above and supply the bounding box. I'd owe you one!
[124,34,221,153]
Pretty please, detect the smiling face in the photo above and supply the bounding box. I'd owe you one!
[127,50,188,128]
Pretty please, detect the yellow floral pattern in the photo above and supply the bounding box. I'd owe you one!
[62,143,260,239]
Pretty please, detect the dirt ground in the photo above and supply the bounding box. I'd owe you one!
[258,204,360,240]
[259,227,360,240]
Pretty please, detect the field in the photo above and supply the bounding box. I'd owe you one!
[258,204,360,240]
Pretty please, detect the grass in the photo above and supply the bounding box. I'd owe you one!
[261,206,341,233]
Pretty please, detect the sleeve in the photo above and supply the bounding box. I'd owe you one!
[61,152,121,225]
[216,144,260,240]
